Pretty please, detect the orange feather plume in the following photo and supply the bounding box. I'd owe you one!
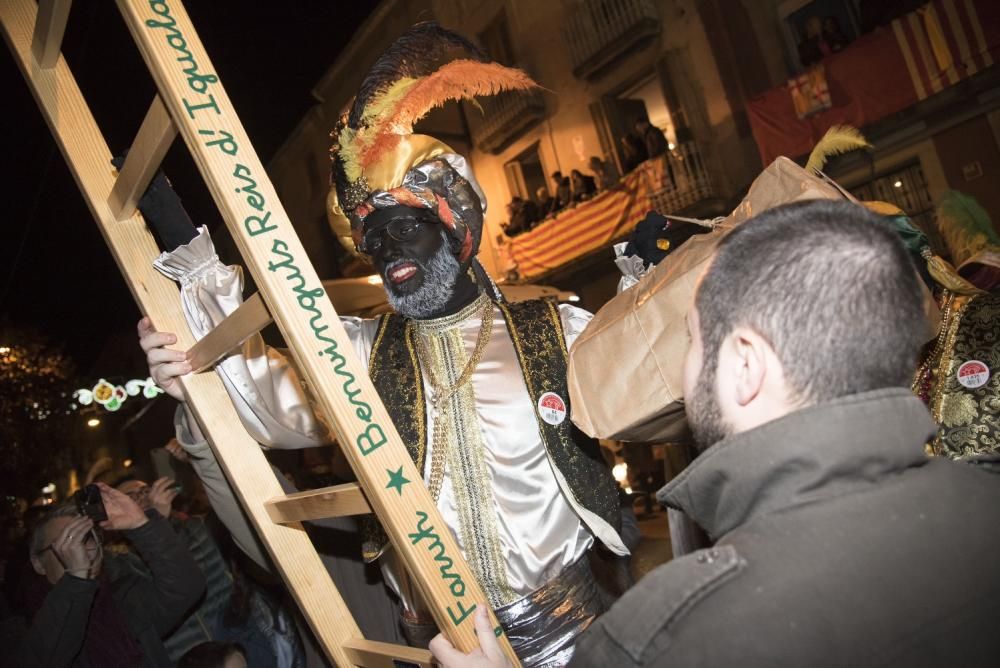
[356,60,539,169]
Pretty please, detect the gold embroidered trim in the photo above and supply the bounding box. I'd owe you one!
[930,295,970,429]
[367,314,392,376]
[545,299,569,357]
[404,325,427,471]
[421,319,517,607]
[413,292,492,334]
[498,301,585,515]
[929,292,1000,458]
[412,299,493,500]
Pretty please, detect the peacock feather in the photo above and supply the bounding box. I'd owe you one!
[935,190,999,266]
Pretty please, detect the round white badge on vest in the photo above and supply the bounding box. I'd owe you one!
[538,392,567,425]
[957,360,990,389]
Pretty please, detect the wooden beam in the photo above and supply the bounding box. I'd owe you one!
[31,0,71,68]
[113,0,518,662]
[342,639,435,668]
[108,95,177,220]
[266,483,372,524]
[187,292,272,373]
[1,3,363,665]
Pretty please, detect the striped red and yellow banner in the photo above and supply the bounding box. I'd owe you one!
[746,0,999,165]
[502,160,663,280]
[893,0,997,100]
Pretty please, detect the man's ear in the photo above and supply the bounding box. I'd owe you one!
[720,327,769,407]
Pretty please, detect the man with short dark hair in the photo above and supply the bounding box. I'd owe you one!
[572,199,1000,666]
[433,199,1000,667]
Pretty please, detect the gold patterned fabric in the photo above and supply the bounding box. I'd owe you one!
[916,292,1000,458]
[364,297,626,606]
[499,300,621,533]
[415,296,519,607]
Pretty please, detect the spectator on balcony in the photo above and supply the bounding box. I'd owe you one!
[620,133,648,173]
[571,169,597,202]
[551,171,572,212]
[798,15,848,67]
[635,118,669,160]
[589,156,620,191]
[503,196,539,237]
[522,196,540,229]
[823,17,849,51]
[535,186,554,220]
[503,200,524,237]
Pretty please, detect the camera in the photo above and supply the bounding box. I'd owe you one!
[74,484,108,522]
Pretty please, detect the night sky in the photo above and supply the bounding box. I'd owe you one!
[3,1,378,375]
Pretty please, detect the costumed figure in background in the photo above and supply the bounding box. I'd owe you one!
[798,129,999,468]
[907,191,1000,467]
[140,24,626,667]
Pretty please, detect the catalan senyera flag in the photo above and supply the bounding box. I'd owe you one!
[746,0,1000,165]
[501,159,663,280]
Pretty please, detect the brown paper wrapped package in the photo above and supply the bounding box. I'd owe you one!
[567,157,857,442]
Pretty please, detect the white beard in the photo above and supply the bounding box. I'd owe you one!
[383,243,462,318]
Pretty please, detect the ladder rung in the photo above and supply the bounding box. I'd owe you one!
[342,638,435,668]
[109,95,177,221]
[266,482,372,524]
[31,0,71,68]
[187,292,272,373]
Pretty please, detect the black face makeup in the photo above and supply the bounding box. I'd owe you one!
[367,206,446,297]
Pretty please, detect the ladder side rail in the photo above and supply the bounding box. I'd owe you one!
[113,0,517,661]
[1,2,364,665]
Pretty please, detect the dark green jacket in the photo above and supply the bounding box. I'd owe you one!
[575,389,1000,667]
[16,512,206,667]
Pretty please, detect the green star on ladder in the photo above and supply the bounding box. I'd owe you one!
[385,466,410,496]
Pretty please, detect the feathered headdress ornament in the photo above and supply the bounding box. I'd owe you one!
[328,23,541,262]
[805,124,872,174]
[806,125,999,292]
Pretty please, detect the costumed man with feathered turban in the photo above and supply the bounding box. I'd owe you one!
[138,24,627,667]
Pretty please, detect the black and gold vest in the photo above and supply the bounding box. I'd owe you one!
[914,291,1000,459]
[361,297,621,561]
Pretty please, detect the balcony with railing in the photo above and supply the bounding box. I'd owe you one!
[647,141,717,215]
[469,88,547,155]
[563,0,660,81]
[746,0,999,165]
[498,141,719,281]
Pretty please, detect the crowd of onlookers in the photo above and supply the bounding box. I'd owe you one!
[502,118,670,238]
[1,439,309,667]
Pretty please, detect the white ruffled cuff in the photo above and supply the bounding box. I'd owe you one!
[153,226,225,286]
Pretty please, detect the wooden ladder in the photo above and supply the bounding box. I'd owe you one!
[3,1,520,665]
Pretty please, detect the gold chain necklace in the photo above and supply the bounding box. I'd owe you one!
[409,297,494,501]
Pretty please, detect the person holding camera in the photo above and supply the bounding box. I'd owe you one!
[15,482,205,667]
